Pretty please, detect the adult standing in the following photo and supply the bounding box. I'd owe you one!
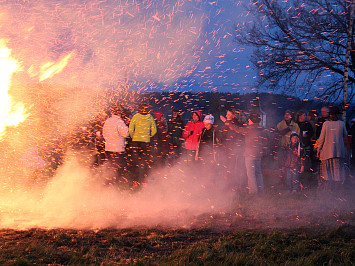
[182,111,205,164]
[129,103,157,185]
[296,111,314,148]
[220,109,246,191]
[317,107,348,191]
[153,111,169,165]
[229,113,268,195]
[91,110,110,166]
[168,109,184,162]
[296,111,314,172]
[307,110,318,141]
[277,110,300,148]
[103,106,130,185]
[219,109,244,155]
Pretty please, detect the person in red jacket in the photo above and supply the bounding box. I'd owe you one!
[182,111,205,164]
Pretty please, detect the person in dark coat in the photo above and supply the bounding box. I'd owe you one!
[219,109,247,191]
[280,132,304,192]
[153,111,169,165]
[296,111,314,172]
[228,113,268,194]
[168,109,184,162]
[196,115,219,163]
[196,114,220,189]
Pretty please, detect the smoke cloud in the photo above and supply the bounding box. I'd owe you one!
[0,146,354,230]
[0,0,206,89]
[0,151,237,229]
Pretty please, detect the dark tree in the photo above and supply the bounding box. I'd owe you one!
[235,0,355,102]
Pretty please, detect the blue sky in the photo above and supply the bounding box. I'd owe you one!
[170,0,255,93]
[0,0,255,93]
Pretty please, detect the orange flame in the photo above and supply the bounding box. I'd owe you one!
[0,39,28,138]
[39,52,74,82]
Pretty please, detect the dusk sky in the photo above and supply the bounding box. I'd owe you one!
[0,0,255,93]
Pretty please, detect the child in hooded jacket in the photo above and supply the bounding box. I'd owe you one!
[182,111,205,163]
[280,132,304,192]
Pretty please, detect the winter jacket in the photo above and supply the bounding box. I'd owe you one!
[282,145,303,169]
[317,120,347,161]
[168,115,184,145]
[277,120,300,148]
[316,117,327,139]
[197,127,219,160]
[297,121,314,147]
[183,111,205,151]
[129,113,157,142]
[154,112,169,136]
[103,115,129,152]
[232,124,268,158]
[220,118,244,154]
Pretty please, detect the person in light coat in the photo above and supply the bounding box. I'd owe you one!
[317,106,348,191]
[103,106,129,185]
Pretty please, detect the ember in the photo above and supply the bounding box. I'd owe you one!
[0,0,354,263]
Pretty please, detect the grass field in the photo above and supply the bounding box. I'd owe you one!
[1,188,354,265]
[0,225,354,265]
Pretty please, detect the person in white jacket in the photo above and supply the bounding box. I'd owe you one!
[103,106,129,184]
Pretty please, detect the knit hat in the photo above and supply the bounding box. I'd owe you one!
[203,114,214,124]
[290,131,299,140]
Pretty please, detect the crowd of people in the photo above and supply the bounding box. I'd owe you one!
[44,102,353,195]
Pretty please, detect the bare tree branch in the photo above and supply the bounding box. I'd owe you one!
[235,0,355,100]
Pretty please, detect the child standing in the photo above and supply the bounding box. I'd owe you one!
[196,115,219,163]
[281,132,304,192]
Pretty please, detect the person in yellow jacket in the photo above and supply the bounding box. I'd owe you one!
[129,103,157,185]
[277,110,300,148]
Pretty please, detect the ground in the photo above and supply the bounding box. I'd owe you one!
[0,188,354,265]
[0,224,354,265]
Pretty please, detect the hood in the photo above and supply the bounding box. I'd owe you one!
[191,110,203,121]
[154,112,164,120]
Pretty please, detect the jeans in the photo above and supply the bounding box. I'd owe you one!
[105,151,127,184]
[245,157,264,194]
[285,168,300,191]
[131,141,151,183]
